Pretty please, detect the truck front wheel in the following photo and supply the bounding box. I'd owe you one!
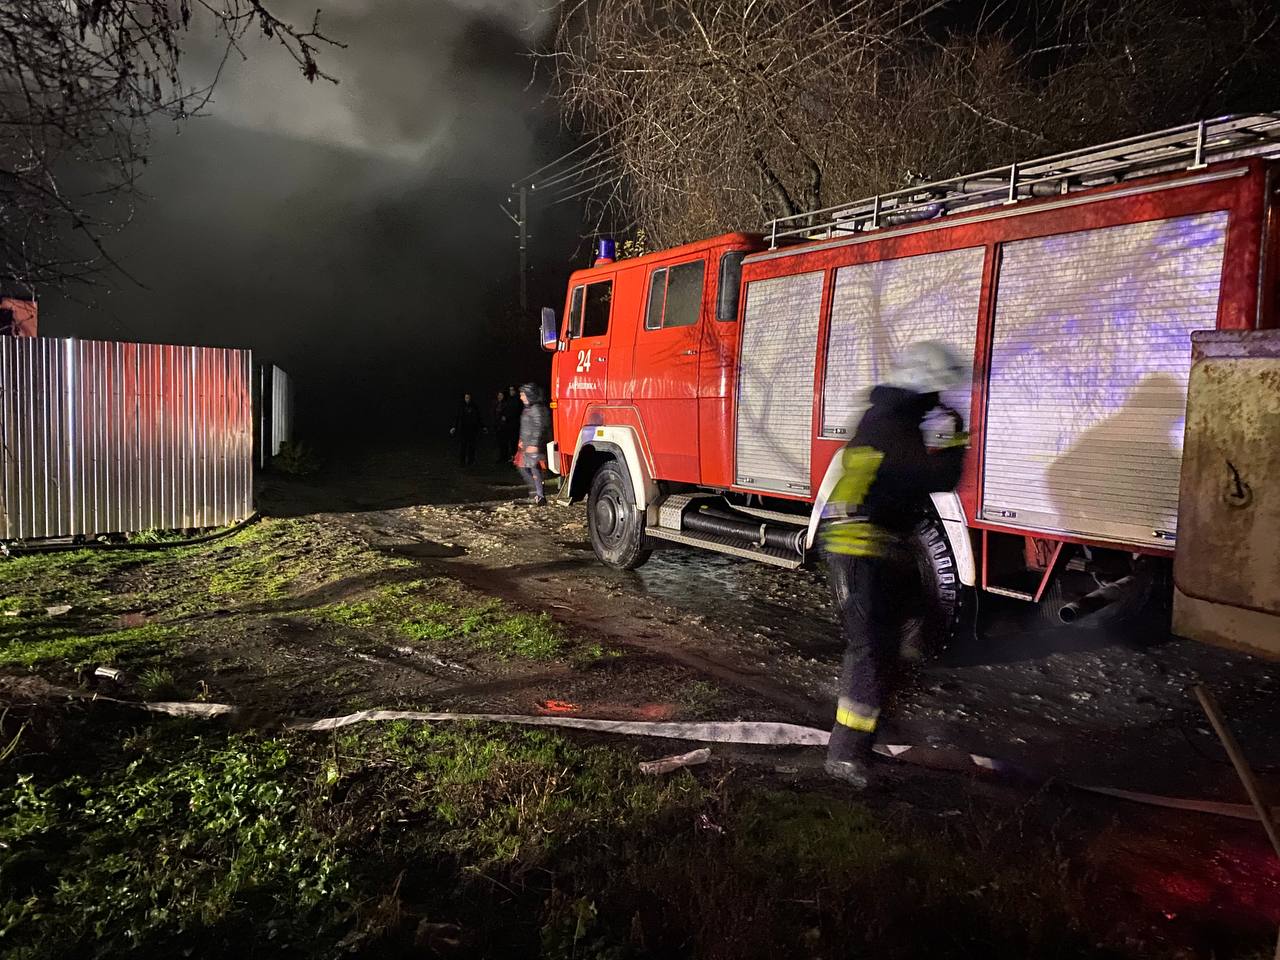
[587,460,652,570]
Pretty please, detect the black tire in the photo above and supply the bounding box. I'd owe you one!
[586,460,652,570]
[899,518,967,658]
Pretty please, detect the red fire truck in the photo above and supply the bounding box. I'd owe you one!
[538,114,1280,644]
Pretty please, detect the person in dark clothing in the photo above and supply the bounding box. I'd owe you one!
[503,385,522,456]
[517,383,550,505]
[819,341,970,789]
[491,390,510,464]
[450,392,483,466]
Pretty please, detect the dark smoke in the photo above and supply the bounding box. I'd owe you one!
[44,0,577,443]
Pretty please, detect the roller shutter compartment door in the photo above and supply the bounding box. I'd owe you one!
[823,246,985,439]
[735,272,824,495]
[981,210,1229,547]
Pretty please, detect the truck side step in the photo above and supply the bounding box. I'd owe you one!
[645,527,804,569]
[983,586,1037,601]
[657,492,715,529]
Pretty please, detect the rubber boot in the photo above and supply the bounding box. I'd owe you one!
[823,758,870,790]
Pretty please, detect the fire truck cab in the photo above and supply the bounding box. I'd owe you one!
[541,114,1280,646]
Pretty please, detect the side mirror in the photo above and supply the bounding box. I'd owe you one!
[540,307,559,352]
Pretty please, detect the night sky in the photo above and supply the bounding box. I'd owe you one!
[46,0,580,441]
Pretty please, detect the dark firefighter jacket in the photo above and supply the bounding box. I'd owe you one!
[454,401,483,438]
[518,387,550,468]
[821,386,967,557]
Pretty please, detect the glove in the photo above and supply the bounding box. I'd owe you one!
[931,404,969,450]
[938,403,965,433]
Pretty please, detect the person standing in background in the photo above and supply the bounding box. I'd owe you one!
[491,390,510,464]
[503,385,522,457]
[450,392,483,467]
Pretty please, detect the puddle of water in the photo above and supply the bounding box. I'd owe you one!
[386,539,467,559]
[627,547,838,654]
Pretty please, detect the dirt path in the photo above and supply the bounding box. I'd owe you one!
[300,445,1280,804]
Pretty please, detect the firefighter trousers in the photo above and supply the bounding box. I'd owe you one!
[824,550,907,763]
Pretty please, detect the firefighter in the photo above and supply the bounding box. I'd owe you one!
[821,341,970,788]
[517,383,550,506]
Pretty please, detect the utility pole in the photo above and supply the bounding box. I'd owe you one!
[501,187,530,313]
[506,132,612,312]
[518,186,528,312]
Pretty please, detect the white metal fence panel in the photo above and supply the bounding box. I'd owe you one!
[981,211,1229,547]
[257,363,294,468]
[0,336,254,540]
[735,271,824,495]
[270,365,292,457]
[822,246,986,438]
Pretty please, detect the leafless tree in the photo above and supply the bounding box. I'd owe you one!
[545,0,1279,247]
[1,0,341,291]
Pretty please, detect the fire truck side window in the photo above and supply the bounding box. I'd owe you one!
[662,261,703,328]
[580,280,613,338]
[716,251,746,321]
[644,260,704,331]
[645,269,667,330]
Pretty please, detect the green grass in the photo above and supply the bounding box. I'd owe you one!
[125,528,195,545]
[208,553,297,598]
[314,580,568,661]
[137,666,183,700]
[0,624,176,669]
[0,595,41,616]
[0,721,697,959]
[678,679,726,717]
[0,717,1127,960]
[0,517,417,673]
[0,548,137,589]
[1,729,348,958]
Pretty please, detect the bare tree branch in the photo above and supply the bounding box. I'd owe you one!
[1,0,343,292]
[543,0,1280,248]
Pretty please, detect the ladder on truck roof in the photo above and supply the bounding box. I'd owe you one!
[765,113,1280,248]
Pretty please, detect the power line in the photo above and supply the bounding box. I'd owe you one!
[512,130,607,188]
[551,171,621,205]
[530,153,611,193]
[508,129,627,309]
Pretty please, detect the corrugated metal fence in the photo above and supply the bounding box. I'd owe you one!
[1,336,254,540]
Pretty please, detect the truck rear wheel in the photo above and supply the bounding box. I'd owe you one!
[587,460,652,570]
[899,518,967,658]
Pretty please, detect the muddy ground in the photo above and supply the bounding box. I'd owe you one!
[3,442,1280,958]
[269,444,1280,800]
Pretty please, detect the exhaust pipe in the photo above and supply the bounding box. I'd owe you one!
[680,507,806,555]
[1058,575,1135,624]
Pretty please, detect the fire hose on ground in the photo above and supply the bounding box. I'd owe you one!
[16,681,1277,825]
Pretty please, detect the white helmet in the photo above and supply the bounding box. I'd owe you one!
[885,341,966,395]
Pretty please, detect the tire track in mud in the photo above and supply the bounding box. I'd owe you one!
[402,552,830,725]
